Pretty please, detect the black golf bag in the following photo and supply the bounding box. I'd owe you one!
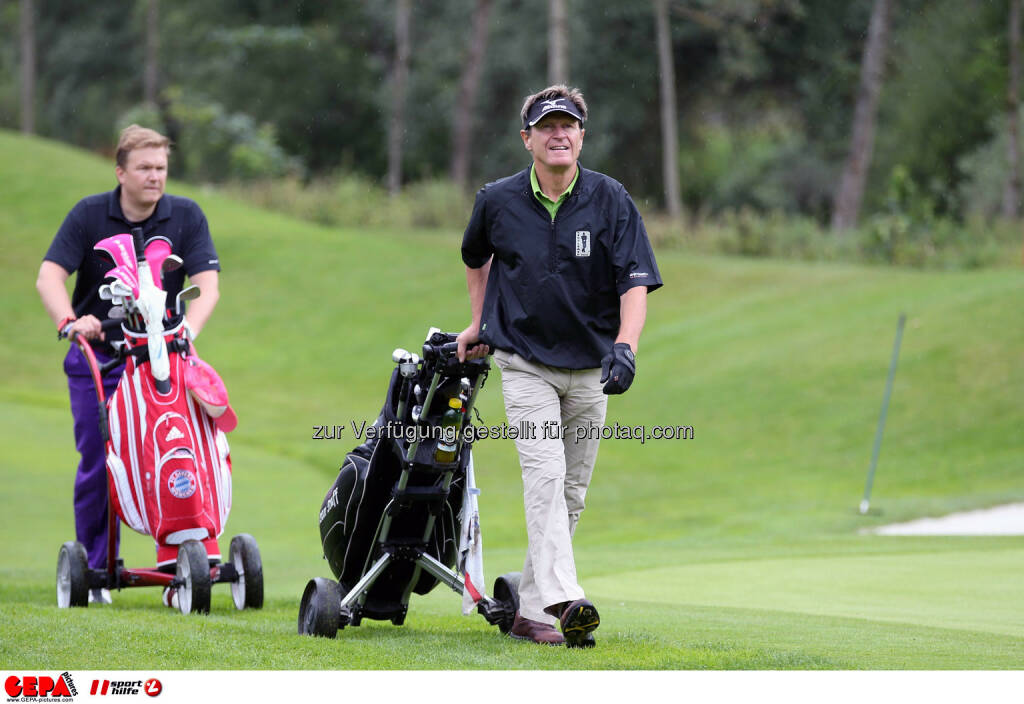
[299,330,520,637]
[318,368,469,617]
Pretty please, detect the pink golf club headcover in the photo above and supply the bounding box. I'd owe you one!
[144,237,173,290]
[96,234,138,273]
[184,354,237,433]
[104,265,141,298]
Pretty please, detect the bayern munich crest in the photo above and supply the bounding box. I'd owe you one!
[168,469,198,499]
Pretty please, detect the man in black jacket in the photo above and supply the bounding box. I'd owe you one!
[457,85,662,647]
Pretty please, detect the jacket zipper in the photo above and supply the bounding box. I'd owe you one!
[548,210,558,274]
[526,171,580,274]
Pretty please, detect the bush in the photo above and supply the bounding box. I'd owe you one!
[401,180,472,229]
[958,113,1024,218]
[644,207,1017,270]
[853,165,1019,269]
[221,174,471,231]
[116,90,301,184]
[222,164,1018,270]
[679,119,834,220]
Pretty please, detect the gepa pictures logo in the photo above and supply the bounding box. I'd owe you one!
[5,673,77,700]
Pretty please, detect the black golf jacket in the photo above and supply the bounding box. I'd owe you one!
[462,165,662,369]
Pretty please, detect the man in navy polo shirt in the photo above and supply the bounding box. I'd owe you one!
[36,125,221,604]
[456,85,662,646]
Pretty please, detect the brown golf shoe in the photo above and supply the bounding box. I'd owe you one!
[509,612,566,645]
[559,598,600,648]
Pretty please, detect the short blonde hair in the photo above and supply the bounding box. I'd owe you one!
[116,124,171,168]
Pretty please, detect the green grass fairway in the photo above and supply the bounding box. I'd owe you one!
[1,130,1022,669]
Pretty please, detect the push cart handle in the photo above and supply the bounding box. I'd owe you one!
[66,330,115,443]
[59,317,123,340]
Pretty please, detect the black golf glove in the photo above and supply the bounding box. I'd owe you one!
[600,343,636,395]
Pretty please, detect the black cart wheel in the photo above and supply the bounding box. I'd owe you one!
[493,571,522,634]
[298,578,342,638]
[176,539,211,615]
[229,534,264,610]
[56,541,90,608]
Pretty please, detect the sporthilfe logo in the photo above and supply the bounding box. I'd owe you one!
[89,678,162,697]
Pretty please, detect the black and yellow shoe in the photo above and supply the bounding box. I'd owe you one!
[559,598,599,648]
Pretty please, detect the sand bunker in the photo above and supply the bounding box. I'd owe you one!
[864,503,1024,536]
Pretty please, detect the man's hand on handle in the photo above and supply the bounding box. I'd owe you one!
[456,323,490,362]
[61,314,105,342]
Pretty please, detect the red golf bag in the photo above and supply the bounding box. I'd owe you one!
[104,320,232,568]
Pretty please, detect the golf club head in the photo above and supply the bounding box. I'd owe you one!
[99,284,114,301]
[161,254,183,273]
[175,285,201,314]
[399,356,420,377]
[393,349,421,377]
[108,305,126,320]
[109,280,133,296]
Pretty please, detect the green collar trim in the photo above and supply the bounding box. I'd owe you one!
[530,165,579,220]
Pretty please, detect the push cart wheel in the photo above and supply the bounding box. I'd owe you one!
[493,572,522,634]
[176,539,211,615]
[298,578,342,638]
[56,541,90,608]
[229,534,264,610]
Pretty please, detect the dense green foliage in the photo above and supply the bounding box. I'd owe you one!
[1,0,1022,227]
[3,132,1023,670]
[209,174,1021,270]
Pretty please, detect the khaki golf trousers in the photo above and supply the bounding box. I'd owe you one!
[492,348,608,625]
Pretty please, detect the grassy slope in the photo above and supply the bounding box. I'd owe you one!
[0,130,1022,669]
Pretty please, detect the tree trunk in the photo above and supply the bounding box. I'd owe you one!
[1003,0,1021,219]
[654,0,682,219]
[144,0,160,106]
[450,0,492,190]
[19,0,35,135]
[831,0,893,231]
[548,0,568,85]
[388,0,411,196]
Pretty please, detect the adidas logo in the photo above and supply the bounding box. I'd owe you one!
[165,427,185,442]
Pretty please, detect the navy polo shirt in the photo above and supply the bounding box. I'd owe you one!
[461,165,662,369]
[44,186,220,351]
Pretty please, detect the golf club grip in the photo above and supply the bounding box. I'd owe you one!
[131,227,146,260]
